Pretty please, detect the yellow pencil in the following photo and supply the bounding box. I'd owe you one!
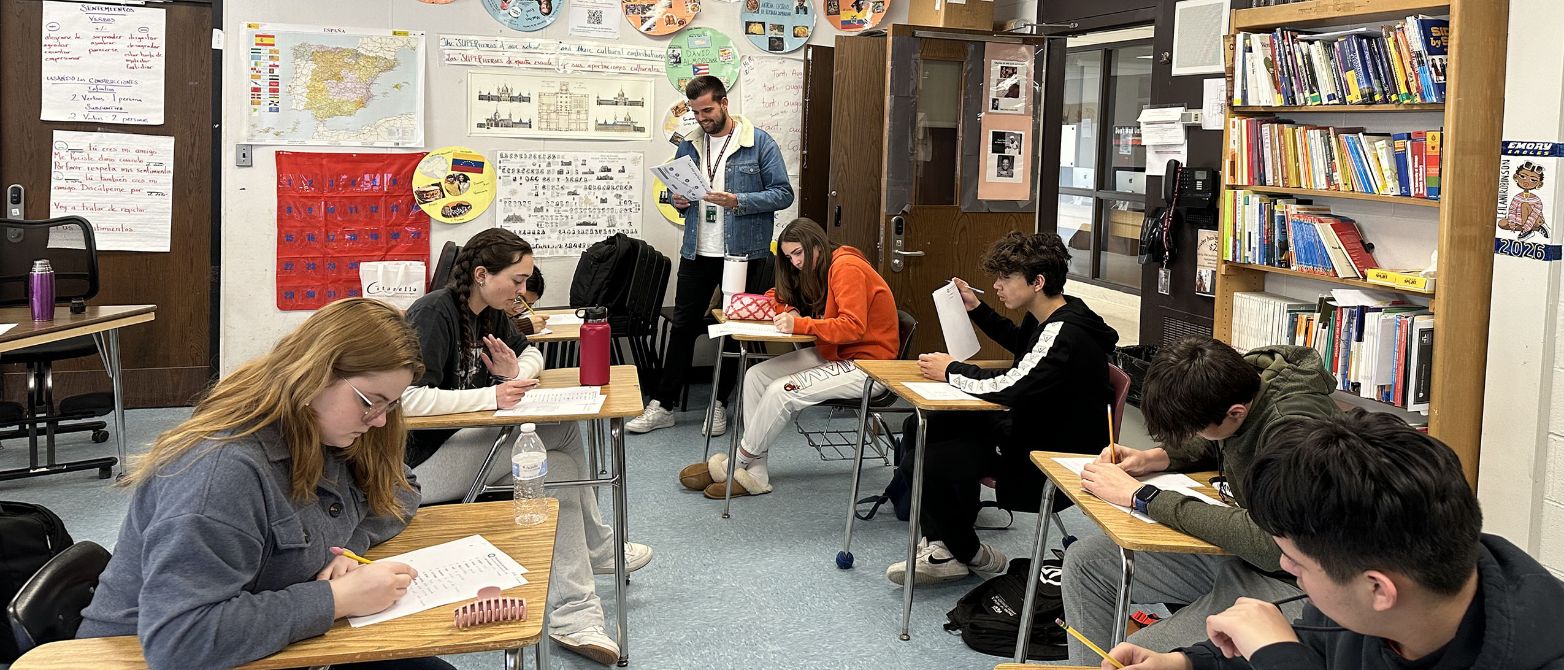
[513,293,537,316]
[1107,404,1119,465]
[1057,618,1125,669]
[332,546,373,565]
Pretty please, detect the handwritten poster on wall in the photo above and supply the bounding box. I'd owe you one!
[40,1,165,125]
[737,56,803,174]
[496,151,643,258]
[468,71,653,140]
[49,131,174,252]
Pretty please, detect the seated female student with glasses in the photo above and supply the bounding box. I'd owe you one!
[399,228,648,665]
[77,298,449,670]
[676,217,899,498]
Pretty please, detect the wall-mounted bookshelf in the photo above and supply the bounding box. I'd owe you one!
[1214,0,1507,485]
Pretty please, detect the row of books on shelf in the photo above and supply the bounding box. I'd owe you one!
[1227,117,1442,199]
[1232,16,1449,107]
[1231,291,1433,414]
[1221,194,1437,291]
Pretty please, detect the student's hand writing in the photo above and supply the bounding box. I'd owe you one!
[918,353,954,381]
[527,314,549,333]
[1095,445,1170,477]
[1080,462,1142,507]
[1105,643,1194,670]
[951,277,981,310]
[316,554,362,581]
[671,194,692,209]
[495,378,540,409]
[480,334,521,380]
[1205,598,1299,659]
[702,190,740,209]
[773,311,797,333]
[329,561,418,619]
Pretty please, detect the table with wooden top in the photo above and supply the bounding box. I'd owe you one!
[1012,451,1227,661]
[841,358,1010,641]
[703,309,816,518]
[0,305,156,482]
[11,500,559,670]
[405,365,644,666]
[995,665,1102,670]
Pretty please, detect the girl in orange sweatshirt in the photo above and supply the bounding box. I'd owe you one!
[678,218,898,497]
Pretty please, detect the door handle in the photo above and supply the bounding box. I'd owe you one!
[832,204,842,228]
[892,250,925,257]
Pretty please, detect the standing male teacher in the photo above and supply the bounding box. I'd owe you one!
[628,75,794,435]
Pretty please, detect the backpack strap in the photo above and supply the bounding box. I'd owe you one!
[855,494,890,521]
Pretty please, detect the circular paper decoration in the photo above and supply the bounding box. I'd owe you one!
[740,0,814,53]
[654,178,684,224]
[482,0,563,32]
[662,99,701,145]
[623,0,699,37]
[665,28,740,94]
[824,0,887,32]
[413,147,496,225]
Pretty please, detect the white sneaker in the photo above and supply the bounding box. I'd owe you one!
[702,401,727,436]
[969,543,1008,576]
[626,400,674,433]
[885,538,970,586]
[551,625,620,665]
[593,542,654,574]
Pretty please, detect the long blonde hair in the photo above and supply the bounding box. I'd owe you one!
[127,298,425,516]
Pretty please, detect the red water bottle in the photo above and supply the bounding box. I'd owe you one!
[578,306,610,386]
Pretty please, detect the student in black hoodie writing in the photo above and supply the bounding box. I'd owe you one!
[1103,410,1564,670]
[886,232,1119,586]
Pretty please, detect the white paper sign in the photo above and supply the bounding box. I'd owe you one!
[496,151,643,258]
[932,281,981,361]
[360,261,426,310]
[650,155,710,201]
[1201,79,1227,131]
[737,56,804,173]
[49,130,174,253]
[41,2,165,125]
[569,0,621,39]
[1138,106,1187,146]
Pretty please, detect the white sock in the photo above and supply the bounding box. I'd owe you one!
[745,456,769,487]
[736,446,760,469]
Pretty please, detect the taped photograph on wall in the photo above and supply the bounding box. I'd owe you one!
[468,71,653,140]
[988,60,1028,114]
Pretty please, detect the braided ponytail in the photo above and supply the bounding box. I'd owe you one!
[447,229,536,373]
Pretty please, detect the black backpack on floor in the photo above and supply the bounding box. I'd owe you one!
[944,556,1069,661]
[0,501,73,662]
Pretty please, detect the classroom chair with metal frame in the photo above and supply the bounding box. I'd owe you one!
[791,309,918,466]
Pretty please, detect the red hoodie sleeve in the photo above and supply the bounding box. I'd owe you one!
[793,262,869,344]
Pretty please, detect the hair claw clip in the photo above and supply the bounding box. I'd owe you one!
[453,586,527,629]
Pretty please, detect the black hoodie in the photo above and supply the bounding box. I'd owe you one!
[1183,534,1564,670]
[943,296,1120,510]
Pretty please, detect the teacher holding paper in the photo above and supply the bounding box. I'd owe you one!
[628,75,794,436]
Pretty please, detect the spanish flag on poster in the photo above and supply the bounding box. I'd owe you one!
[450,151,486,174]
[255,34,276,46]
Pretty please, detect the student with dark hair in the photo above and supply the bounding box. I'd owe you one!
[507,266,548,336]
[401,229,649,665]
[886,232,1118,585]
[1066,337,1338,663]
[675,218,897,497]
[1105,410,1564,669]
[628,74,794,437]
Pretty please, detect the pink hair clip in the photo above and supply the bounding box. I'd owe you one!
[453,586,527,629]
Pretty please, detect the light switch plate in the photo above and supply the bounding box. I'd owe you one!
[236,144,253,167]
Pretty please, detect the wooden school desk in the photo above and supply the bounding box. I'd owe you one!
[524,309,582,368]
[1012,451,1227,661]
[995,665,1102,670]
[405,365,644,666]
[11,500,559,670]
[0,305,155,482]
[702,309,816,518]
[839,358,1009,641]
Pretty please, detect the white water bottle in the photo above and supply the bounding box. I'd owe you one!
[511,423,549,526]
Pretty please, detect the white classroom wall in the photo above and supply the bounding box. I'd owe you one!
[1478,0,1564,577]
[217,0,920,372]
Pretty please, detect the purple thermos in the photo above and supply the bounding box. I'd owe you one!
[29,259,55,322]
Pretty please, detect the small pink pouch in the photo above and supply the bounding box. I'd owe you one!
[453,586,527,629]
[724,293,777,321]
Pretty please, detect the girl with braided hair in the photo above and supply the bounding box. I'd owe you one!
[400,228,649,665]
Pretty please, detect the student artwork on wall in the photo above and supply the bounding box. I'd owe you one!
[1494,140,1563,262]
[468,71,653,140]
[481,0,564,32]
[623,0,699,37]
[664,28,739,94]
[662,99,701,145]
[823,0,887,33]
[495,151,644,257]
[977,43,1036,201]
[739,0,814,54]
[274,152,430,311]
[413,146,497,224]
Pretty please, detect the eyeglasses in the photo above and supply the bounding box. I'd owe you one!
[349,384,402,424]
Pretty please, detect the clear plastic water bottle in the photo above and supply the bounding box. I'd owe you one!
[511,423,549,526]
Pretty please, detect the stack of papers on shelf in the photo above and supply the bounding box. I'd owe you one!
[902,382,980,402]
[496,386,605,417]
[348,534,529,627]
[1052,457,1228,524]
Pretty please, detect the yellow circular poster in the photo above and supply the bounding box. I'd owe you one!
[654,177,684,224]
[413,147,495,224]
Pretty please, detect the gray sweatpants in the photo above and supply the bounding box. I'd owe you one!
[410,422,616,636]
[1060,533,1304,663]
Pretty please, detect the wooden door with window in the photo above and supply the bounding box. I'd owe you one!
[0,0,216,408]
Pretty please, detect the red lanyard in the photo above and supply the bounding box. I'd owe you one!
[705,132,735,184]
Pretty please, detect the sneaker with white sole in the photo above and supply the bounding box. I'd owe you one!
[885,538,970,586]
[968,542,1008,576]
[593,542,654,574]
[702,401,727,436]
[626,400,674,433]
[551,625,620,665]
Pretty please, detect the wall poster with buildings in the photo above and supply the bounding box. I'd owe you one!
[467,70,653,140]
[495,151,643,257]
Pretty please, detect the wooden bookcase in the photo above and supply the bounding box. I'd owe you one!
[1213,0,1508,486]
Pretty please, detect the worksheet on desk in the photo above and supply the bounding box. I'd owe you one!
[495,386,605,417]
[707,322,784,338]
[545,313,584,325]
[349,534,529,627]
[0,324,15,337]
[1052,457,1226,523]
[902,382,980,402]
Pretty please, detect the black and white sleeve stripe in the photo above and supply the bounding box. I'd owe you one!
[949,321,1062,396]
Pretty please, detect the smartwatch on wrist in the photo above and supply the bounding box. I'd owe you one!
[1132,484,1162,515]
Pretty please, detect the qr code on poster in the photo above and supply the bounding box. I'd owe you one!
[587,9,603,24]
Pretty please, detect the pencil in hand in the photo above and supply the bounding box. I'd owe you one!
[1057,618,1125,669]
[1107,404,1119,465]
[331,546,373,565]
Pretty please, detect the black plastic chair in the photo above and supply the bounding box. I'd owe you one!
[429,240,460,292]
[6,541,110,656]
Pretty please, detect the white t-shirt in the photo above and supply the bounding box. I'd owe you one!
[697,131,739,257]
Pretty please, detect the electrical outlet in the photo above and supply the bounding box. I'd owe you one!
[236,144,253,168]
